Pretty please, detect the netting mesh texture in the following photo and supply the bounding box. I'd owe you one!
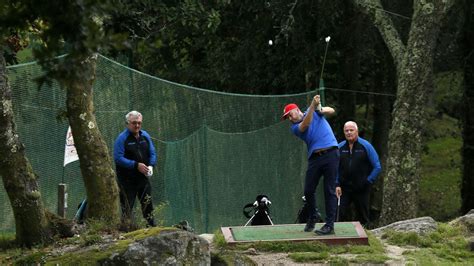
[1,54,330,233]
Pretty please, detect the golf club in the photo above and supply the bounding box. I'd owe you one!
[319,36,331,106]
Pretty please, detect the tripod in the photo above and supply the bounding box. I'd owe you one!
[244,208,274,226]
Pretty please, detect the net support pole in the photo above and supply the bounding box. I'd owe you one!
[58,183,68,218]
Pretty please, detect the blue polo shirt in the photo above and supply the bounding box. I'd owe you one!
[291,110,337,158]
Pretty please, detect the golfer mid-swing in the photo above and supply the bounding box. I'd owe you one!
[282,95,339,235]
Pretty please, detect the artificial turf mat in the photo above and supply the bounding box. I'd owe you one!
[221,222,368,245]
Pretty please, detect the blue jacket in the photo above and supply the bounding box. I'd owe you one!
[113,129,157,179]
[336,137,381,189]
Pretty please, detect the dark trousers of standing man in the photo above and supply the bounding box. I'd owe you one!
[117,175,155,227]
[304,148,339,229]
[339,186,370,227]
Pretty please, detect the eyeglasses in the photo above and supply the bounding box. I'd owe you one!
[130,121,142,125]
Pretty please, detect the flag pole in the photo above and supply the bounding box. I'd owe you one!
[59,125,77,218]
[61,165,65,184]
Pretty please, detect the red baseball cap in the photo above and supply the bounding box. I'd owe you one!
[281,103,299,120]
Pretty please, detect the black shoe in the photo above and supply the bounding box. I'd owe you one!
[146,219,156,228]
[315,224,334,235]
[304,220,316,232]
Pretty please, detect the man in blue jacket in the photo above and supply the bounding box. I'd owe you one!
[336,121,381,228]
[114,111,157,227]
[282,95,339,235]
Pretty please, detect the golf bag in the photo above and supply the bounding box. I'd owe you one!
[295,196,323,223]
[243,194,274,226]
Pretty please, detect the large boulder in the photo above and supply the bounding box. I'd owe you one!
[449,209,474,233]
[371,217,437,236]
[103,230,210,265]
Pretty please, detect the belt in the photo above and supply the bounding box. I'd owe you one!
[312,146,338,157]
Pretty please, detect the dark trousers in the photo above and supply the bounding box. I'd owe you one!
[117,175,155,226]
[339,186,370,227]
[304,149,339,228]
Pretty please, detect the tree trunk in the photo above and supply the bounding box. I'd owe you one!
[381,1,452,224]
[356,0,454,224]
[461,1,474,214]
[0,46,52,246]
[60,54,120,225]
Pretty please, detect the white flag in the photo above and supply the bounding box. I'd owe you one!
[64,126,79,167]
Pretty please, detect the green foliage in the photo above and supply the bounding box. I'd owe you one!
[46,248,117,265]
[417,71,463,221]
[80,234,102,247]
[13,251,48,265]
[1,0,130,83]
[0,233,16,251]
[86,220,106,234]
[122,226,174,240]
[105,1,223,82]
[433,71,463,119]
[104,1,353,94]
[420,114,462,221]
[403,247,474,265]
[210,250,257,266]
[149,201,169,227]
[285,233,389,264]
[289,251,330,262]
[213,229,227,248]
[133,201,169,228]
[382,223,474,264]
[349,254,390,264]
[382,230,432,247]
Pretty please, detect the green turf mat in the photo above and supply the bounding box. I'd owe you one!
[231,222,359,241]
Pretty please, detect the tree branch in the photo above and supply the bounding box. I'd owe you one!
[354,0,406,72]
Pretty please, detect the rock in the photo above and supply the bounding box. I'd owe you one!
[469,238,474,252]
[174,220,194,232]
[449,212,474,233]
[371,217,437,236]
[245,248,257,255]
[45,211,76,238]
[198,233,214,244]
[211,251,256,266]
[103,230,210,265]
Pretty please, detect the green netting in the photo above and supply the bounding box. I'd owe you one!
[1,54,331,233]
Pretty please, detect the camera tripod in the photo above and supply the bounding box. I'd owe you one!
[244,208,274,226]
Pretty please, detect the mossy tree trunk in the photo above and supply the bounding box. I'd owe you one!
[0,46,52,246]
[461,1,474,214]
[356,0,454,225]
[59,54,120,225]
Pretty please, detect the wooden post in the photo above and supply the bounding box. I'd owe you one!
[58,183,68,218]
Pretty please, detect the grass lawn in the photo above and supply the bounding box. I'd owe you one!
[419,114,462,221]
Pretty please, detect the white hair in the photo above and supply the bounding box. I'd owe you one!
[344,121,358,131]
[125,111,142,123]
